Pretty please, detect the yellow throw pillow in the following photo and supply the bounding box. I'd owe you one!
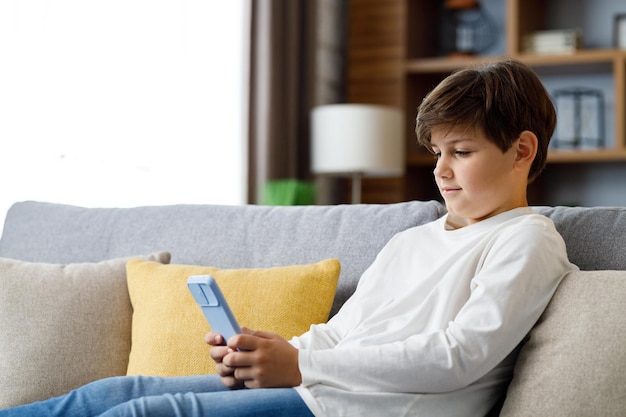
[126,258,340,376]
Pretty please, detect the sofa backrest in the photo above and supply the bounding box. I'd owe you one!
[536,206,626,270]
[0,200,445,315]
[3,201,626,315]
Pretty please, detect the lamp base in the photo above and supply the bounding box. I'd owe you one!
[351,172,363,204]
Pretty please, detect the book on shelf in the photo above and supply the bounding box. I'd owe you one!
[523,29,581,54]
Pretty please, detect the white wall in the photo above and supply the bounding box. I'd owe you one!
[0,1,248,235]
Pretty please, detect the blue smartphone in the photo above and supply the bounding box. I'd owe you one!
[187,275,241,345]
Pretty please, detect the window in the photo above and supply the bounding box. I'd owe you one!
[0,1,248,233]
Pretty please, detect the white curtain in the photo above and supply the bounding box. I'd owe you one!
[0,1,248,232]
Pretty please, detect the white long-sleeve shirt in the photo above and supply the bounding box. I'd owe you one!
[290,207,576,417]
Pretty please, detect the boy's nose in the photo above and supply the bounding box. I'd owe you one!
[433,158,452,179]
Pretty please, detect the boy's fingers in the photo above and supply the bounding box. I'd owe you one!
[226,333,255,351]
[209,346,228,362]
[205,332,224,346]
[240,326,255,335]
[239,327,280,340]
[223,350,254,368]
[246,329,280,340]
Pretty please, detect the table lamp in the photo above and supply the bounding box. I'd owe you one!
[311,104,405,203]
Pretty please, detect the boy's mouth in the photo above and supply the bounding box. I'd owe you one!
[441,186,461,194]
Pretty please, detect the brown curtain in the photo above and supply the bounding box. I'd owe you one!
[247,0,347,204]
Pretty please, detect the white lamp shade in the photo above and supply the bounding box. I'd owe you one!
[311,104,405,176]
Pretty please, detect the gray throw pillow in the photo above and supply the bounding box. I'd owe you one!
[0,252,171,409]
[500,270,626,417]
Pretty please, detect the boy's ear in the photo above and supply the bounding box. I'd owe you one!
[514,131,538,167]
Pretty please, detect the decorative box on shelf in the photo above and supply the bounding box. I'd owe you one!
[552,87,604,150]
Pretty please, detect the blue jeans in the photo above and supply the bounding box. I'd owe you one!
[0,375,314,417]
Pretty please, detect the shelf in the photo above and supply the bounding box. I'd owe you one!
[546,149,626,163]
[405,49,626,74]
[347,0,626,204]
[517,49,624,65]
[405,56,508,73]
[404,44,626,175]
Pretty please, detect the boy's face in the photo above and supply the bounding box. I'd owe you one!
[430,125,527,229]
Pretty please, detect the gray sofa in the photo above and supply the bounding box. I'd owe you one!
[0,200,624,416]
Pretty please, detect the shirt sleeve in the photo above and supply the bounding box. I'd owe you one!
[289,323,342,350]
[290,233,404,350]
[297,219,574,393]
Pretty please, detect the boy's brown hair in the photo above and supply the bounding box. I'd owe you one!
[415,59,556,183]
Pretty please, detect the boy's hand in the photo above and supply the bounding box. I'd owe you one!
[206,332,245,389]
[207,327,301,389]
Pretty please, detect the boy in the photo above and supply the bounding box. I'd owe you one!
[1,60,576,417]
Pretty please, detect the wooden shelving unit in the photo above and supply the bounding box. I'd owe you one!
[347,0,626,204]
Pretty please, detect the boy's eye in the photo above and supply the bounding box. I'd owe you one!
[432,149,471,159]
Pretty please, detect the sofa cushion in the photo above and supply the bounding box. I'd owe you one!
[0,252,171,409]
[500,270,626,417]
[125,258,340,376]
[0,200,446,316]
